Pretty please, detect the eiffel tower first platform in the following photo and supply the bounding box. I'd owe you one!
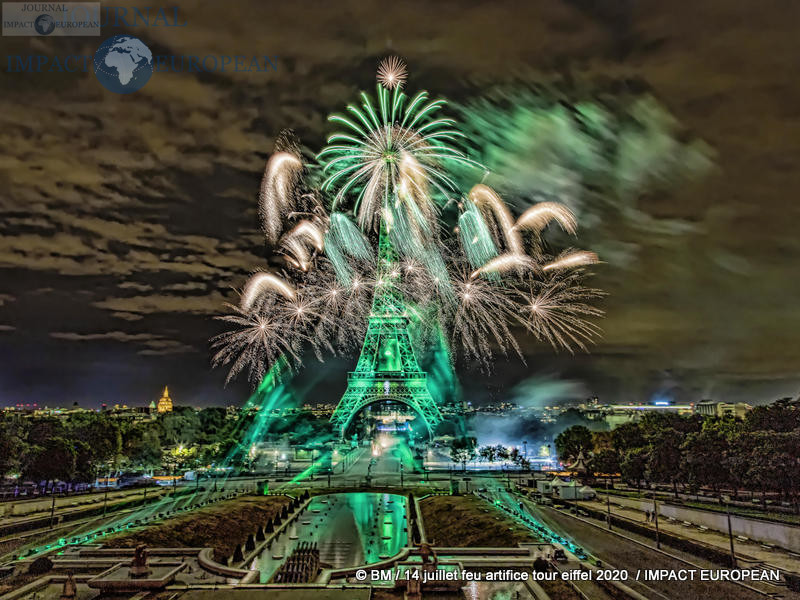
[329,223,443,439]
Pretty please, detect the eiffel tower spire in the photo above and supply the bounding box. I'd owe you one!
[330,221,443,439]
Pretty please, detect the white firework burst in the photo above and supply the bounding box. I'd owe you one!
[516,275,604,351]
[377,55,407,90]
[211,304,306,386]
[443,268,522,368]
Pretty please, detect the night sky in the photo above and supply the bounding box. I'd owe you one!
[1,0,798,409]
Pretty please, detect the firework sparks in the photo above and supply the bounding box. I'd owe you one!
[280,220,326,271]
[317,85,479,235]
[377,55,407,90]
[211,304,305,385]
[542,250,599,272]
[517,276,604,351]
[468,184,523,254]
[241,271,296,311]
[470,253,536,279]
[447,271,522,366]
[259,152,303,244]
[214,59,603,384]
[515,202,577,235]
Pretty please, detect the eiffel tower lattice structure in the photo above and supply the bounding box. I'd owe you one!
[330,223,443,439]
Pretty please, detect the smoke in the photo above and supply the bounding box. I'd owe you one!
[465,374,594,449]
[509,374,588,408]
[458,87,714,271]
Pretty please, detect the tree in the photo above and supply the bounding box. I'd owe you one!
[27,418,65,446]
[494,445,510,463]
[0,415,27,477]
[620,447,648,489]
[744,398,800,433]
[450,436,477,471]
[746,431,800,512]
[589,449,620,476]
[66,412,121,477]
[646,428,684,498]
[73,441,95,483]
[478,445,497,464]
[158,408,200,446]
[681,429,729,496]
[591,431,614,453]
[555,425,592,462]
[127,428,162,471]
[611,422,645,453]
[23,437,76,486]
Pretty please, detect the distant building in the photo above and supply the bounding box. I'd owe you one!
[574,401,694,429]
[107,404,154,422]
[157,386,173,413]
[695,400,752,419]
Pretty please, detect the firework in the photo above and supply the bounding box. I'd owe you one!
[241,271,296,311]
[446,270,522,365]
[377,55,407,90]
[214,59,603,384]
[516,276,604,351]
[470,253,536,279]
[458,200,499,269]
[515,202,577,235]
[468,184,523,254]
[280,220,326,271]
[322,214,370,286]
[542,250,599,272]
[259,152,303,244]
[211,304,306,385]
[317,84,479,236]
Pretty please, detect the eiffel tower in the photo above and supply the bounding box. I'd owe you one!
[330,223,443,439]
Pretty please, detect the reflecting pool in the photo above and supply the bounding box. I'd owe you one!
[252,492,408,582]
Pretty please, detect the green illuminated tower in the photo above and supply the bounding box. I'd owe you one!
[330,222,443,439]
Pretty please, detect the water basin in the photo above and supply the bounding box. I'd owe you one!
[253,492,408,583]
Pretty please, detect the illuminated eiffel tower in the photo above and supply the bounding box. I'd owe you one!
[330,223,443,439]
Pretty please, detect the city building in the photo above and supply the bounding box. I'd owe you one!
[695,400,752,419]
[157,386,173,413]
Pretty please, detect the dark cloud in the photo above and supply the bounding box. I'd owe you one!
[49,331,196,355]
[0,0,798,407]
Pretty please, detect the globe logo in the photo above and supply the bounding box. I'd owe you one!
[93,35,153,94]
[34,14,55,35]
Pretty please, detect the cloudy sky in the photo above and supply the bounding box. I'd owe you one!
[0,0,798,409]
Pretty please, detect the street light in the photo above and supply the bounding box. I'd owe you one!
[722,495,737,568]
[651,491,661,549]
[605,477,612,530]
[103,468,111,517]
[49,484,56,529]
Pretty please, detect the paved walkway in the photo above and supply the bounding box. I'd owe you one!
[581,497,800,573]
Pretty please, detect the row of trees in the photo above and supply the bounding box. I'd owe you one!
[554,398,800,509]
[448,441,535,471]
[477,444,531,469]
[0,406,334,486]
